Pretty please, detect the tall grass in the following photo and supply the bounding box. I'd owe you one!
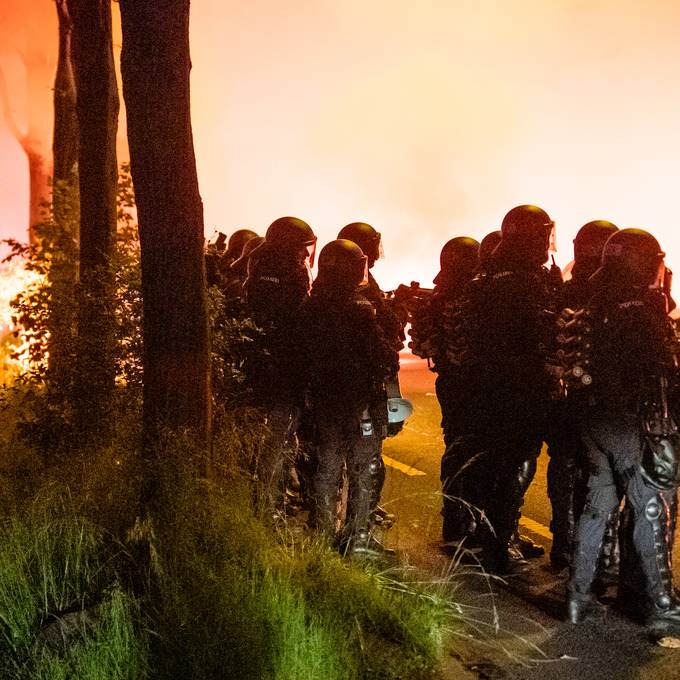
[146,465,451,679]
[0,411,467,680]
[0,499,147,680]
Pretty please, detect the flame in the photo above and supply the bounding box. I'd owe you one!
[0,258,42,380]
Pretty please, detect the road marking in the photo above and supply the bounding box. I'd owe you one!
[383,455,427,477]
[519,515,553,540]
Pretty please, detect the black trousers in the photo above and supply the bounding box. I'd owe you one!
[441,429,542,554]
[311,410,381,539]
[570,408,675,605]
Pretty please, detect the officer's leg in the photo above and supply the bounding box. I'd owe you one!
[310,414,345,538]
[294,407,318,512]
[547,434,579,568]
[568,428,619,623]
[618,498,645,615]
[441,435,484,546]
[625,472,680,633]
[365,403,395,527]
[510,453,545,559]
[476,431,541,572]
[345,421,394,557]
[258,402,294,517]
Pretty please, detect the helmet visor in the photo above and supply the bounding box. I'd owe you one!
[663,266,673,296]
[651,258,668,290]
[359,255,369,286]
[547,220,557,253]
[306,239,317,269]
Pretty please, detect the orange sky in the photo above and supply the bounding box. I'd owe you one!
[2,0,680,288]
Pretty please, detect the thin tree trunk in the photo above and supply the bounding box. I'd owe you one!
[70,0,120,438]
[53,0,79,197]
[47,0,80,393]
[118,0,211,461]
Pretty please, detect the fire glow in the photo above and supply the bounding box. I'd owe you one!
[0,259,42,379]
[2,1,680,290]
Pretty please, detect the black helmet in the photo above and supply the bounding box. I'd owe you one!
[337,222,382,264]
[225,229,258,260]
[316,239,368,291]
[573,220,618,263]
[598,228,665,288]
[439,237,480,270]
[478,230,502,267]
[434,236,480,289]
[266,216,316,248]
[265,216,317,265]
[500,205,554,266]
[501,205,552,239]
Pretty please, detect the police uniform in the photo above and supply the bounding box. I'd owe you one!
[567,229,680,633]
[243,219,315,514]
[440,221,557,571]
[298,241,397,552]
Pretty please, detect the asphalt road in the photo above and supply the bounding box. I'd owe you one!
[380,355,680,680]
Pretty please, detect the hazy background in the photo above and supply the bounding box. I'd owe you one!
[2,0,680,287]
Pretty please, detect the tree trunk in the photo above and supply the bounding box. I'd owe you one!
[118,0,211,459]
[53,0,79,198]
[24,144,52,232]
[47,0,80,395]
[70,0,120,438]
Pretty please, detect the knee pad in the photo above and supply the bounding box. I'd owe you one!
[368,455,383,476]
[645,495,663,523]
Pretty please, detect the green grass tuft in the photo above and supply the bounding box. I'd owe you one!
[0,500,147,680]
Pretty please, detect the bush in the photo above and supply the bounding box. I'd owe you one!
[0,169,143,454]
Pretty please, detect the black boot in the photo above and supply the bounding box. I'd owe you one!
[340,528,396,559]
[645,594,680,635]
[566,591,595,624]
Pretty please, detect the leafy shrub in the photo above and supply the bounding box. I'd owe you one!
[1,169,143,453]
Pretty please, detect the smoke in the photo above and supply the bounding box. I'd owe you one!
[189,0,680,286]
[2,1,680,286]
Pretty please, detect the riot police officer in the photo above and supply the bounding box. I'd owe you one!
[409,237,480,544]
[475,226,548,560]
[547,220,619,569]
[567,229,680,635]
[336,222,406,527]
[243,216,316,515]
[298,239,398,556]
[440,205,558,573]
